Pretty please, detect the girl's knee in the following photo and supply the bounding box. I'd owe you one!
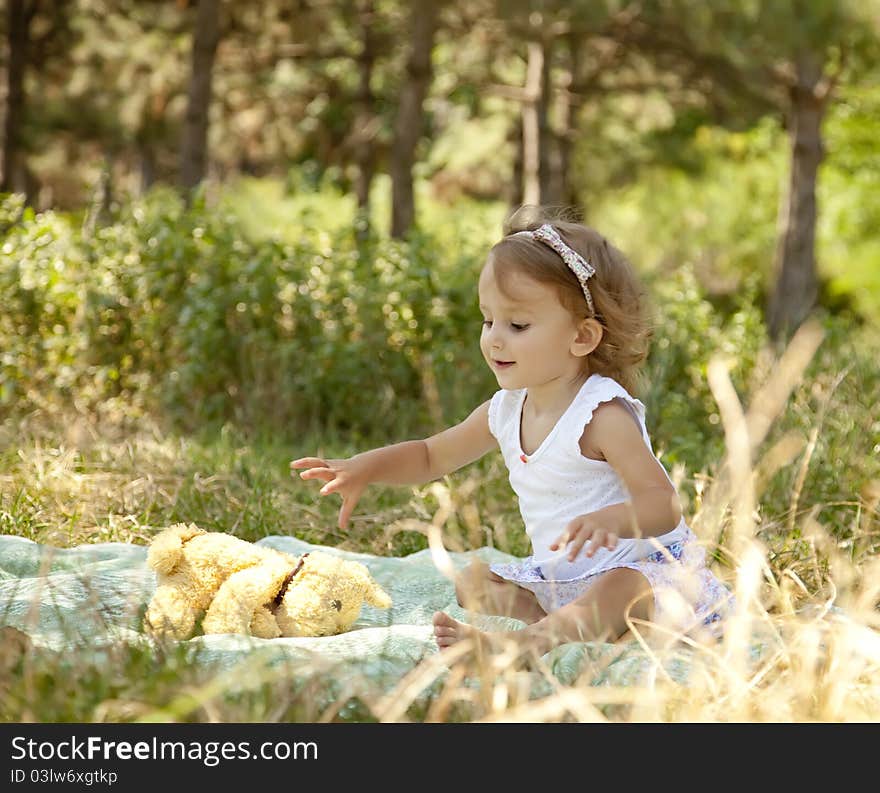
[454,561,491,606]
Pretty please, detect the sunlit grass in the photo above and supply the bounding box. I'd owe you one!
[1,320,878,723]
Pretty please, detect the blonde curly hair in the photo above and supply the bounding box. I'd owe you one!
[486,205,652,395]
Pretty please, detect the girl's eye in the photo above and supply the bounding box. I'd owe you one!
[481,319,528,331]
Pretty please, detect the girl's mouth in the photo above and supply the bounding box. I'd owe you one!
[493,360,515,369]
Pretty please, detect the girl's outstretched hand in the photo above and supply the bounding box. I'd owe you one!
[290,456,368,529]
[550,515,619,562]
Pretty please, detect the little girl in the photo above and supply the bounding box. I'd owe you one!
[292,207,734,655]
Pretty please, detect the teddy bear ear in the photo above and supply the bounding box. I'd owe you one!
[363,575,392,609]
[367,583,392,609]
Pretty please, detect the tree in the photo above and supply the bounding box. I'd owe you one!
[352,0,378,213]
[390,0,439,238]
[2,0,74,201]
[485,1,638,213]
[1,0,32,194]
[619,0,879,341]
[494,1,563,209]
[180,0,221,195]
[520,21,550,206]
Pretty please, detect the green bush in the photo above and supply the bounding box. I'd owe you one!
[0,200,86,405]
[640,266,767,473]
[756,316,880,542]
[0,185,876,544]
[0,189,493,438]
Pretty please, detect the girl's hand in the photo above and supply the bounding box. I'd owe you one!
[550,516,619,562]
[290,456,369,530]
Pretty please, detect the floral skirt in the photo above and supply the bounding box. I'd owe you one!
[489,532,735,638]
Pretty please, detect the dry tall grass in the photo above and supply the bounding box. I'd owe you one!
[366,319,880,722]
[1,319,878,723]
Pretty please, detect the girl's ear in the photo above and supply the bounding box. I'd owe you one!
[571,318,603,358]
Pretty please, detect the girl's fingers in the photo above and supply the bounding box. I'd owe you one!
[298,468,335,482]
[555,521,614,560]
[338,491,361,529]
[586,529,619,557]
[585,528,607,557]
[568,531,589,561]
[551,521,579,551]
[290,457,328,469]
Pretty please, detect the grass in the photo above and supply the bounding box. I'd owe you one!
[1,321,879,723]
[0,409,527,560]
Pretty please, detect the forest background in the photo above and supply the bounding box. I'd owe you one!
[1,0,879,722]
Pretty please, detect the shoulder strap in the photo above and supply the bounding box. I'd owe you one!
[569,375,651,448]
[487,388,522,440]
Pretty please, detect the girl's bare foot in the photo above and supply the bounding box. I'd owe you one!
[432,611,482,649]
[432,611,543,667]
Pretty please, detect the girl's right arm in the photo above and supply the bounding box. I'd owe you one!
[290,399,497,529]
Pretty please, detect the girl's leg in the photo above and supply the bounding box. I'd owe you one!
[434,567,653,653]
[453,560,546,624]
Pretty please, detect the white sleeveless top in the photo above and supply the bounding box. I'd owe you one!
[487,373,689,581]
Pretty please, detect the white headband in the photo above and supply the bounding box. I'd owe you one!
[512,224,596,315]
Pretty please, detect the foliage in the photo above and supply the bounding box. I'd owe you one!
[1,184,877,546]
[587,86,880,321]
[0,187,493,439]
[640,266,767,473]
[819,84,880,319]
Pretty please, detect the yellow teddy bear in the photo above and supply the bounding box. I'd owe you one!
[143,523,392,640]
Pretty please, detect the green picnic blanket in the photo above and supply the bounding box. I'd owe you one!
[0,534,677,709]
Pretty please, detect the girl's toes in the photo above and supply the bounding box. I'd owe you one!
[432,611,457,629]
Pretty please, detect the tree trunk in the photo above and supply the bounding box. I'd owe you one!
[558,32,583,210]
[537,39,553,206]
[180,0,221,195]
[2,0,29,194]
[390,0,438,238]
[768,54,826,343]
[508,115,524,213]
[353,0,376,213]
[137,112,160,194]
[139,142,157,194]
[521,39,544,207]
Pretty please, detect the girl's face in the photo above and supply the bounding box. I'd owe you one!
[478,262,587,392]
